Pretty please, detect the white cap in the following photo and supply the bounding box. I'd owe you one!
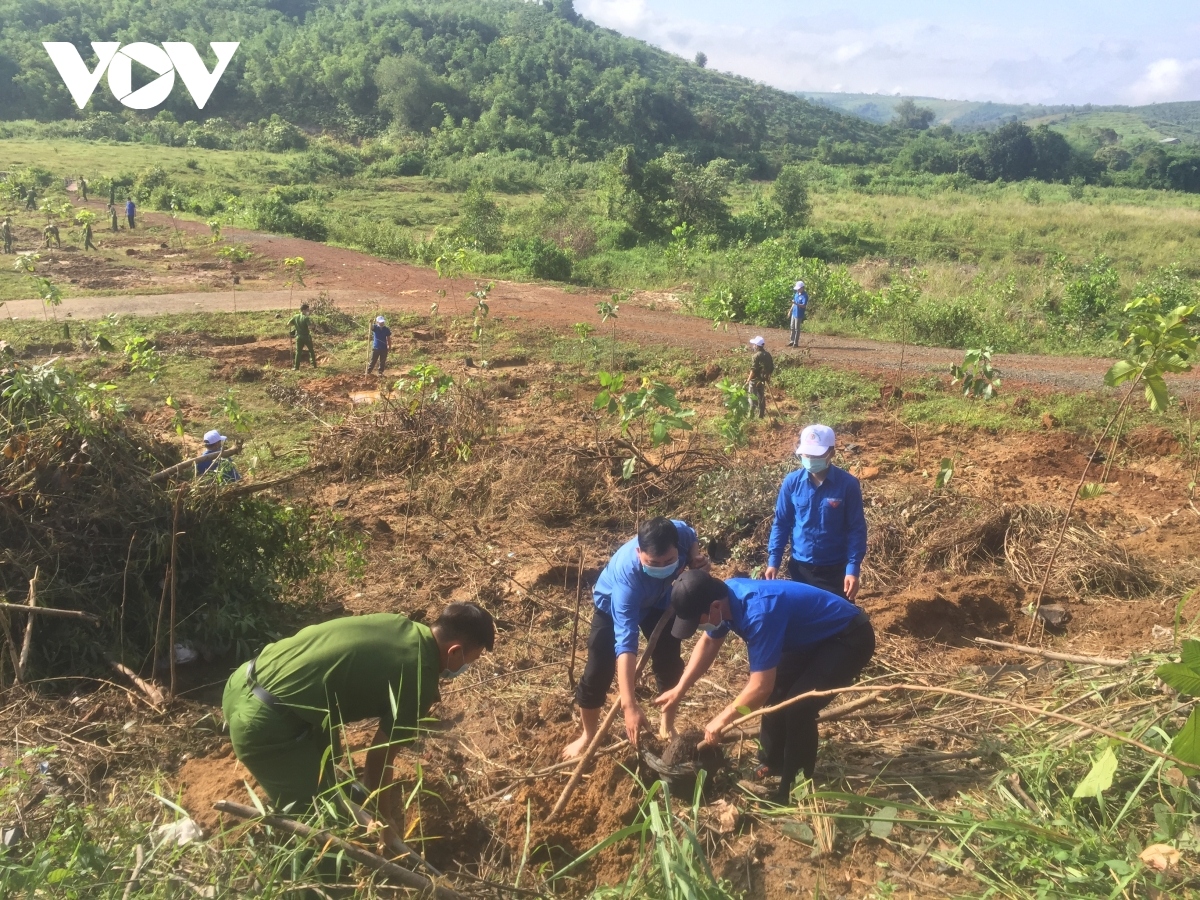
[750,336,765,347]
[795,424,835,456]
[795,281,805,290]
[203,429,227,446]
[375,315,386,325]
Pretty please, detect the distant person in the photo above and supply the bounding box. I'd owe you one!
[747,336,774,419]
[125,197,136,229]
[82,220,96,251]
[223,603,494,816]
[789,280,808,347]
[24,188,36,210]
[2,217,13,254]
[80,178,88,202]
[766,424,866,602]
[195,429,240,483]
[561,517,711,759]
[289,302,317,370]
[656,570,875,803]
[367,315,392,375]
[42,223,60,249]
[108,205,119,233]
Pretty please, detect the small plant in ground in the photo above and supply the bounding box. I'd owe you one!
[395,363,453,412]
[217,243,252,264]
[934,455,954,488]
[217,388,246,430]
[597,294,622,371]
[282,256,306,308]
[594,372,694,478]
[470,281,493,365]
[164,394,185,436]
[951,347,1002,399]
[708,289,738,334]
[572,321,596,366]
[207,218,223,242]
[715,377,752,449]
[13,252,62,322]
[1156,634,1200,769]
[123,335,162,383]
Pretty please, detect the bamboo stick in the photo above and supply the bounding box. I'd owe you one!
[15,568,38,683]
[973,637,1127,668]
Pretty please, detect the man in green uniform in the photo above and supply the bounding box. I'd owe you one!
[43,223,60,249]
[80,178,88,202]
[24,188,36,210]
[747,335,774,419]
[222,602,495,815]
[2,217,13,254]
[83,220,96,251]
[289,302,317,370]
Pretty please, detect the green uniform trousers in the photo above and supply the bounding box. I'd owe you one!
[222,661,337,812]
[293,336,316,369]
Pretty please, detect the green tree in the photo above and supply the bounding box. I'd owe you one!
[771,164,812,228]
[374,56,466,132]
[893,99,934,130]
[453,183,504,253]
[983,121,1036,181]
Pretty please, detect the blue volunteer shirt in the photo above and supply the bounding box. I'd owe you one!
[767,465,867,575]
[710,578,860,672]
[791,290,808,318]
[594,520,697,656]
[125,200,135,216]
[195,454,240,483]
[371,323,392,350]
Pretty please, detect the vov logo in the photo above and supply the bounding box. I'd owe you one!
[43,41,239,111]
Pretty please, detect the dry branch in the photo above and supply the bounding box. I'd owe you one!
[973,637,1128,668]
[16,568,38,683]
[104,655,164,708]
[0,603,99,624]
[148,446,241,482]
[213,800,464,900]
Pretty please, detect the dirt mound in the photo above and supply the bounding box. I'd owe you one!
[657,728,726,799]
[389,757,493,871]
[177,751,261,834]
[867,574,1022,646]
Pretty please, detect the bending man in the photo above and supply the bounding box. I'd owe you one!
[656,570,874,803]
[562,516,709,758]
[223,603,494,817]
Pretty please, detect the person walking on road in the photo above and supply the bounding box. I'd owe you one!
[765,424,867,602]
[366,315,392,375]
[656,570,875,804]
[222,603,494,819]
[125,197,136,229]
[789,281,808,347]
[289,302,317,370]
[561,517,711,759]
[80,178,89,202]
[747,336,774,419]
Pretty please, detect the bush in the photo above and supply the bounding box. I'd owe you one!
[504,236,572,281]
[247,194,328,241]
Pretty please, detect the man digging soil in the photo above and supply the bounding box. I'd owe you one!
[562,517,710,759]
[222,603,495,839]
[656,570,875,804]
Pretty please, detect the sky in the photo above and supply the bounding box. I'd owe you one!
[575,0,1200,106]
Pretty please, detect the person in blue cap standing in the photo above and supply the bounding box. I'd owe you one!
[195,429,241,484]
[789,280,808,347]
[561,516,710,759]
[367,315,392,375]
[765,424,866,602]
[656,570,874,803]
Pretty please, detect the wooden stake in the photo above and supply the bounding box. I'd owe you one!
[168,486,183,700]
[567,546,585,691]
[973,637,1127,668]
[120,531,137,662]
[0,603,100,624]
[213,800,464,900]
[15,567,39,683]
[547,608,671,822]
[151,562,169,680]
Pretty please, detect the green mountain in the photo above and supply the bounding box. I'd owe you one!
[0,0,885,169]
[801,91,1200,144]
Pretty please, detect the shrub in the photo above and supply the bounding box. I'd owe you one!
[504,236,572,281]
[247,194,328,241]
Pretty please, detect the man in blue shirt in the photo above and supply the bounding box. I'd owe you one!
[656,571,874,803]
[766,424,867,602]
[789,281,808,347]
[367,315,392,375]
[195,429,240,484]
[125,198,136,230]
[562,517,710,759]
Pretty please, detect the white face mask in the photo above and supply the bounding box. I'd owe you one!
[440,647,469,679]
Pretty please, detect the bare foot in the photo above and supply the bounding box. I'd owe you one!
[561,732,591,760]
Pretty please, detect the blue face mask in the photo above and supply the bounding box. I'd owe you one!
[642,561,678,579]
[801,455,830,474]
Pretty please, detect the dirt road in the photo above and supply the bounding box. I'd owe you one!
[7,214,1198,396]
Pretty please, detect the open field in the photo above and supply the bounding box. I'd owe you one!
[2,219,1200,897]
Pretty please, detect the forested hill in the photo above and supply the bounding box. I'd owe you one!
[0,0,884,167]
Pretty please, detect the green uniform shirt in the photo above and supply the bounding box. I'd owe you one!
[750,349,774,382]
[288,312,312,342]
[253,613,441,741]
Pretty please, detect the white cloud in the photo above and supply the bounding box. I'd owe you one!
[575,1,1200,105]
[1125,58,1200,104]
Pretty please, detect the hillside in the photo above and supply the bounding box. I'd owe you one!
[0,0,885,168]
[802,91,1200,143]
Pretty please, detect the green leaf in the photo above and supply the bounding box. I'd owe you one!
[1181,639,1200,670]
[1156,662,1200,697]
[934,457,954,489]
[781,822,814,844]
[1168,708,1200,774]
[47,869,70,884]
[1079,483,1107,500]
[870,806,898,839]
[1144,374,1169,413]
[621,457,636,481]
[736,705,753,716]
[1073,746,1118,799]
[1104,360,1138,386]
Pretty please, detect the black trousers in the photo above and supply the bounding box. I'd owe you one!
[759,612,875,801]
[367,347,388,374]
[576,605,683,710]
[787,559,849,600]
